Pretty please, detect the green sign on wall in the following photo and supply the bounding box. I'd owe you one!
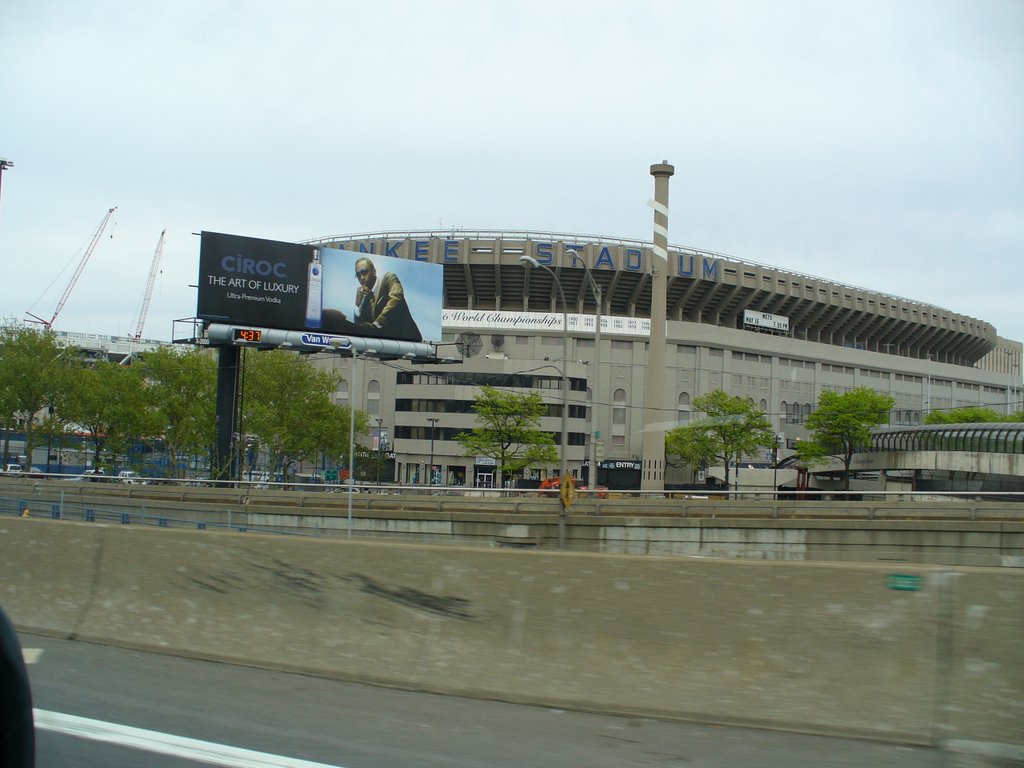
[886,574,924,592]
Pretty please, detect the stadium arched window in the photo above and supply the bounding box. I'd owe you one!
[677,392,690,425]
[367,379,380,416]
[611,388,628,446]
[788,402,802,424]
[613,389,626,425]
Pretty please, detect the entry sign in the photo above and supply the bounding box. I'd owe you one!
[887,573,923,591]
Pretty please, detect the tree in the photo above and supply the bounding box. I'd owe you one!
[924,406,1004,425]
[241,349,365,478]
[664,421,719,480]
[0,320,67,468]
[135,346,217,477]
[57,358,157,471]
[665,389,776,490]
[455,385,559,489]
[797,387,895,490]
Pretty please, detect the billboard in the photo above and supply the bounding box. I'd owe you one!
[197,232,443,343]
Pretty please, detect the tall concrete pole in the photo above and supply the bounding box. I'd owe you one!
[641,161,674,493]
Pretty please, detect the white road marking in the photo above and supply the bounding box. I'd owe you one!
[22,648,43,664]
[34,709,347,768]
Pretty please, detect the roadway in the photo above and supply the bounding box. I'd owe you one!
[23,633,943,768]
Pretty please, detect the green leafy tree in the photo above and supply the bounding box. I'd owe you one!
[455,385,558,489]
[58,359,155,471]
[135,346,217,477]
[665,389,776,490]
[664,420,719,482]
[924,406,1004,424]
[0,320,67,468]
[797,387,896,490]
[241,349,366,478]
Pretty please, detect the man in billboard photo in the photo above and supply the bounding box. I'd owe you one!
[323,257,422,342]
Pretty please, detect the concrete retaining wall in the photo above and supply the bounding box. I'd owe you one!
[2,518,1022,752]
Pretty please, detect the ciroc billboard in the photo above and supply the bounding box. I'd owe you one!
[197,232,443,343]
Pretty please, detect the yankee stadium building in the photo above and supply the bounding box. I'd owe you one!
[294,228,1022,491]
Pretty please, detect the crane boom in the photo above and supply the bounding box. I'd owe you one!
[133,229,166,340]
[27,206,117,329]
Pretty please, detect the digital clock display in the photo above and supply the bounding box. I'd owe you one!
[233,328,263,343]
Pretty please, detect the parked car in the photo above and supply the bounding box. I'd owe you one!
[115,470,146,485]
[3,464,23,474]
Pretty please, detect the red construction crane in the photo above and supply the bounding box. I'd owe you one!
[26,206,117,329]
[132,229,166,340]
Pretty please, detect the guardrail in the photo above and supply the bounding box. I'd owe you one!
[0,492,313,538]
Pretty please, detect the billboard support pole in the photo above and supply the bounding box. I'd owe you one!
[214,345,241,483]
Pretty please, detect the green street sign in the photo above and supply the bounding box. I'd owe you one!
[887,574,923,592]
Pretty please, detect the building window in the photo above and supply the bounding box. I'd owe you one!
[367,379,380,416]
[677,392,690,425]
[788,402,802,424]
[613,388,627,425]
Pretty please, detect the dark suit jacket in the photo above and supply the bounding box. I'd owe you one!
[354,272,422,342]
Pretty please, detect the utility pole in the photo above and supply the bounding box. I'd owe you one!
[427,417,439,486]
[376,418,383,487]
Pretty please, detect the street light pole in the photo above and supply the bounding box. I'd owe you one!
[1007,349,1018,417]
[375,417,383,487]
[520,254,569,549]
[427,417,439,486]
[330,339,358,537]
[0,157,12,209]
[568,248,602,486]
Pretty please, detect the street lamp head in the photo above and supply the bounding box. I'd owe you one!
[519,255,540,268]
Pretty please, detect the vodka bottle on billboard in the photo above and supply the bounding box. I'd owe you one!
[305,248,323,329]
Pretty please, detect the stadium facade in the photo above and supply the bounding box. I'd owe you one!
[300,230,1023,490]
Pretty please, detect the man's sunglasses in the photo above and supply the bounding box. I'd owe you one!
[355,268,371,277]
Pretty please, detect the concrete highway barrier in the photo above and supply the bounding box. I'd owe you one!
[2,518,1021,759]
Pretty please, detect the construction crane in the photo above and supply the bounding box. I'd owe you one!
[132,229,166,340]
[26,206,117,329]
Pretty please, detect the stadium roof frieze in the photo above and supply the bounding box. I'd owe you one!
[303,228,962,318]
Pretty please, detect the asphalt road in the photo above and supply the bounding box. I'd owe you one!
[22,633,944,768]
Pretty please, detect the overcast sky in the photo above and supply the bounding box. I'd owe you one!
[1,0,1021,348]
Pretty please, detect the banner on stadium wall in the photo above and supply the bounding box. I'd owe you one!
[441,309,651,337]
